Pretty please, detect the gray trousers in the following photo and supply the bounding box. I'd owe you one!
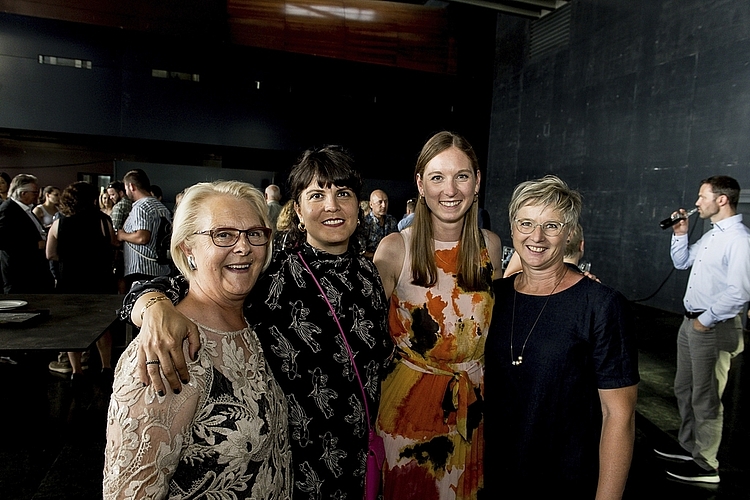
[674,315,744,470]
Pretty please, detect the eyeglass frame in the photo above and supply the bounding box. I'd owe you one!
[513,218,568,237]
[193,226,272,247]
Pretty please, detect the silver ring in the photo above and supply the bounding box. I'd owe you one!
[146,359,161,365]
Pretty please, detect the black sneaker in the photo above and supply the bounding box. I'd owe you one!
[666,460,720,484]
[654,448,692,461]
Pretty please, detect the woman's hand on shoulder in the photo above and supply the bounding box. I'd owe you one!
[134,293,200,396]
[373,231,405,299]
[482,229,504,280]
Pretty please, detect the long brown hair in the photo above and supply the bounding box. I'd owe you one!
[410,131,487,291]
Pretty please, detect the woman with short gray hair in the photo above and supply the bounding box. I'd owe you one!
[484,175,639,499]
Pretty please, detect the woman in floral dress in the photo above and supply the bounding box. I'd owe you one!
[374,131,503,499]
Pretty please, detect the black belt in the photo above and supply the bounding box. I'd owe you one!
[685,310,705,319]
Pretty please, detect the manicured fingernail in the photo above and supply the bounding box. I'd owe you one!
[181,379,189,384]
[142,382,147,387]
[173,388,181,395]
[158,390,165,397]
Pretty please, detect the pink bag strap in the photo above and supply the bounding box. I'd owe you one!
[297,251,373,430]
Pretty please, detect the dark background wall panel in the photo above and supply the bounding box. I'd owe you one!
[0,15,123,136]
[0,55,122,136]
[487,0,750,314]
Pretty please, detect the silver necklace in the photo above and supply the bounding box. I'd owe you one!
[510,268,567,366]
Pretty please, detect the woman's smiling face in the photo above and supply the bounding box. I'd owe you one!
[512,203,569,272]
[417,147,480,227]
[295,178,359,255]
[186,194,268,303]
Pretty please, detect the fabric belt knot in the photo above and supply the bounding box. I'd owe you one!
[400,357,480,442]
[685,310,705,319]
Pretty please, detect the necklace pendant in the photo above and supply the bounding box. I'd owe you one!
[512,356,523,366]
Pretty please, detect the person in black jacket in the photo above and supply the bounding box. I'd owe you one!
[0,174,54,293]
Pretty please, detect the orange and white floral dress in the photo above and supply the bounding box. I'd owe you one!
[376,228,494,500]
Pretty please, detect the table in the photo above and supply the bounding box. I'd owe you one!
[0,294,124,351]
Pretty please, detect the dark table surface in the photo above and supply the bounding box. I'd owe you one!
[0,294,124,351]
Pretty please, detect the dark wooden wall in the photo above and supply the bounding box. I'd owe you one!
[485,0,750,313]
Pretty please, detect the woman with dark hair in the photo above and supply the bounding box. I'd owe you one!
[118,146,392,499]
[33,185,60,229]
[374,131,503,499]
[46,181,118,384]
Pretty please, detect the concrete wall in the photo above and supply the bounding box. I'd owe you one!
[486,0,750,313]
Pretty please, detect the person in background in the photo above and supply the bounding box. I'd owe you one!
[654,175,750,484]
[360,199,371,218]
[33,186,60,229]
[397,197,416,231]
[103,181,291,499]
[484,175,638,498]
[272,199,296,259]
[0,172,8,292]
[374,131,503,499]
[46,181,117,388]
[107,180,132,231]
[150,184,163,201]
[0,174,54,293]
[363,189,398,259]
[99,189,114,216]
[0,172,10,201]
[116,169,172,290]
[265,183,283,231]
[118,146,392,499]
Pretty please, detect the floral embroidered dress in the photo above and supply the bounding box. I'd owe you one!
[103,322,291,500]
[376,228,494,500]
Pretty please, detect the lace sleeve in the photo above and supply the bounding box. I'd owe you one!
[117,275,190,322]
[103,341,203,500]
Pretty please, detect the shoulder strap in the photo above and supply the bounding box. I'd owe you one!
[297,251,373,430]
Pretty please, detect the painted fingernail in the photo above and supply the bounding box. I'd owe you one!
[173,388,181,395]
[181,379,189,384]
[157,390,165,397]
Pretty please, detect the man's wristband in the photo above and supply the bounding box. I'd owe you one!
[140,295,170,321]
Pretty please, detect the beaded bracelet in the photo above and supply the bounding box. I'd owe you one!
[140,295,170,321]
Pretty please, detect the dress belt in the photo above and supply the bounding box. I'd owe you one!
[400,358,481,442]
[685,310,705,319]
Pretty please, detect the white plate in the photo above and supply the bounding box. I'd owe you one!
[0,300,27,310]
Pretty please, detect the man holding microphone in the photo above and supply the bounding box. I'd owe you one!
[656,175,750,484]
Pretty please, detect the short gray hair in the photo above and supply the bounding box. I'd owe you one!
[171,180,272,279]
[9,174,38,200]
[508,175,582,227]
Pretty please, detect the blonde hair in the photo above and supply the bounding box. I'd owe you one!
[508,175,582,229]
[410,131,487,291]
[171,180,272,279]
[276,199,296,232]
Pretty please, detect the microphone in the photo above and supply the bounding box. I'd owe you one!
[659,208,698,229]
